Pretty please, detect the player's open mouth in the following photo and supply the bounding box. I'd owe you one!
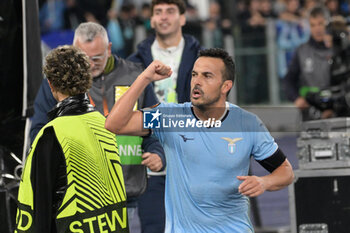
[192,89,202,98]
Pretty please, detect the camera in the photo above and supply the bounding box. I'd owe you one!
[305,17,350,117]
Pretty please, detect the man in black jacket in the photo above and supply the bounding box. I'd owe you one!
[284,7,333,120]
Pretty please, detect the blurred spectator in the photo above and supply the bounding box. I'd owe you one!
[132,3,154,54]
[300,0,318,18]
[340,0,350,16]
[236,0,247,17]
[110,0,124,13]
[341,1,350,22]
[128,0,202,104]
[276,0,309,78]
[203,1,232,48]
[63,0,85,30]
[118,4,137,57]
[107,8,125,55]
[326,0,342,16]
[77,0,112,26]
[139,3,153,36]
[183,4,203,43]
[239,0,266,46]
[284,7,333,120]
[125,0,147,9]
[279,0,303,22]
[39,0,66,34]
[39,0,112,33]
[187,0,210,20]
[274,0,288,14]
[260,0,278,18]
[237,0,269,104]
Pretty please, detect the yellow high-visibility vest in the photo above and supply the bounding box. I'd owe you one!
[16,111,129,233]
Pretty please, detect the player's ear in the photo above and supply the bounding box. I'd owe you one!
[222,80,232,95]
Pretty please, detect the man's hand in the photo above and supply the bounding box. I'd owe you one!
[141,152,163,172]
[237,176,266,197]
[237,160,294,197]
[321,109,334,119]
[294,97,310,109]
[142,60,172,82]
[249,13,265,26]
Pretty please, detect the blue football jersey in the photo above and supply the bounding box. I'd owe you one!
[148,102,278,233]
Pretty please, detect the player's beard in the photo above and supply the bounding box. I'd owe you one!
[191,86,221,112]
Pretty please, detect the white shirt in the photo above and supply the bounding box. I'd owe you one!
[151,37,185,103]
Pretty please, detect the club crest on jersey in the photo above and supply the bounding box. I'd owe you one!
[221,137,243,154]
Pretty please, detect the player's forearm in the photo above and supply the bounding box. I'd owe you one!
[262,159,294,191]
[105,73,151,134]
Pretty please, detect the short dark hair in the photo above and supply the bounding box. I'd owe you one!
[44,45,92,96]
[198,48,235,84]
[309,7,327,19]
[151,0,186,15]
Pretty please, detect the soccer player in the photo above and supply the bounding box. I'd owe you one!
[105,48,294,232]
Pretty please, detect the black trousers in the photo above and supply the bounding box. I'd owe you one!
[138,175,166,233]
